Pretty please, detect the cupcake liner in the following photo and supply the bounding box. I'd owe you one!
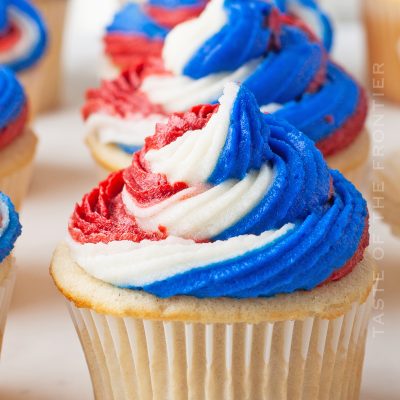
[21,0,68,116]
[363,0,400,103]
[67,289,373,400]
[0,260,17,356]
[0,159,35,211]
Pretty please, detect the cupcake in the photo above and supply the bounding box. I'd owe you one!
[52,83,375,399]
[372,150,400,237]
[0,192,21,356]
[30,0,69,112]
[84,0,369,189]
[363,0,400,103]
[103,0,208,77]
[0,67,38,209]
[0,0,48,117]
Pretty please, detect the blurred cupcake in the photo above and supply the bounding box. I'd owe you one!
[30,0,69,112]
[363,0,400,103]
[52,83,375,400]
[0,192,21,356]
[0,0,48,117]
[85,0,369,189]
[372,150,400,237]
[0,67,38,209]
[103,0,208,77]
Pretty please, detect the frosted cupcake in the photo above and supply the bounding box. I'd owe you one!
[372,150,400,237]
[0,0,48,117]
[0,67,38,209]
[52,83,375,399]
[0,192,21,356]
[363,0,400,103]
[85,0,369,189]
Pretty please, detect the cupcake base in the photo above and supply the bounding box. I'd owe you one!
[326,129,370,192]
[363,0,400,103]
[51,243,375,399]
[0,257,17,356]
[0,128,38,210]
[86,132,132,176]
[21,0,68,116]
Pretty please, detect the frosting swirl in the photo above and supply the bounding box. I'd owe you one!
[0,67,27,149]
[0,192,21,263]
[104,0,207,70]
[87,0,365,159]
[0,0,47,72]
[72,83,368,299]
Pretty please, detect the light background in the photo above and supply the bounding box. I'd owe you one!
[0,1,399,398]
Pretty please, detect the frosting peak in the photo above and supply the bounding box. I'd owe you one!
[72,83,368,299]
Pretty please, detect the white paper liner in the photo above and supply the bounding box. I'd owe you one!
[67,289,374,400]
[0,160,34,210]
[0,263,17,356]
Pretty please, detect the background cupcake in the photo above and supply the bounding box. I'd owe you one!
[30,0,69,112]
[363,0,400,103]
[85,0,369,189]
[0,67,38,209]
[0,192,21,357]
[0,0,49,117]
[52,83,375,399]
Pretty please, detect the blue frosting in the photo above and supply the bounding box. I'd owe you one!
[107,3,168,39]
[126,85,368,298]
[0,192,21,264]
[0,1,8,34]
[274,0,333,50]
[149,0,205,7]
[117,143,142,154]
[1,0,47,72]
[0,67,26,130]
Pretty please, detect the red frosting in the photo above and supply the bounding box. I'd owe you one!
[317,84,368,157]
[0,22,22,52]
[145,4,206,29]
[82,65,168,120]
[72,103,217,243]
[104,34,164,70]
[0,104,28,150]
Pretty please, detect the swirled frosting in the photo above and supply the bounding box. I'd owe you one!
[0,192,21,263]
[0,67,28,150]
[0,0,47,72]
[87,0,365,159]
[104,0,207,70]
[72,83,368,299]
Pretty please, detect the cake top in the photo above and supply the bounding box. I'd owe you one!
[0,191,21,263]
[71,82,369,299]
[0,67,28,150]
[87,0,365,158]
[0,0,47,72]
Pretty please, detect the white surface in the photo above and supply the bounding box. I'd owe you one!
[0,1,399,399]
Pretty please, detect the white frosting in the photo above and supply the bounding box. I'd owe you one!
[68,224,293,288]
[145,82,238,184]
[260,103,284,114]
[162,0,227,75]
[0,8,40,64]
[0,201,10,237]
[141,59,259,113]
[86,113,167,147]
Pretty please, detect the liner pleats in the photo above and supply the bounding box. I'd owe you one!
[67,290,374,400]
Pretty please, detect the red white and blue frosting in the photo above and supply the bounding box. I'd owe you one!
[86,0,365,159]
[0,191,21,263]
[0,0,47,72]
[0,66,28,150]
[72,83,369,299]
